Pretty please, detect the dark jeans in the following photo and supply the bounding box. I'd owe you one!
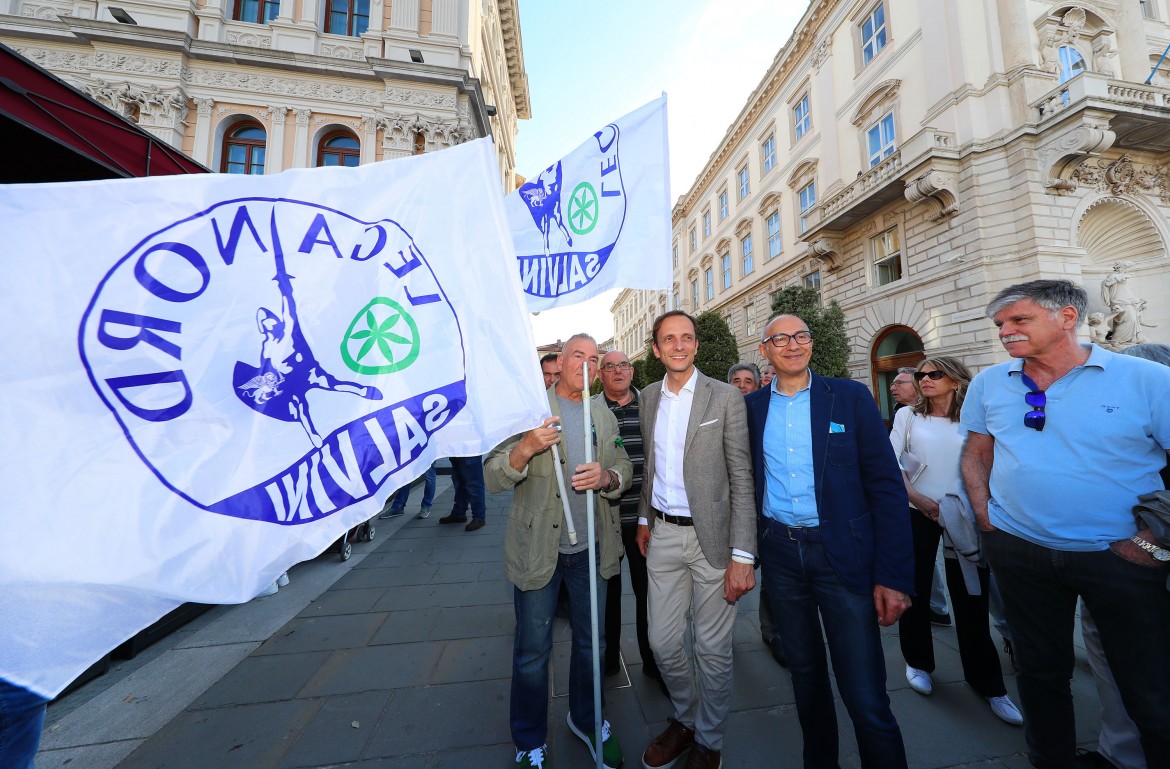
[389,463,436,511]
[511,549,607,750]
[604,522,656,675]
[899,510,1006,697]
[759,522,907,769]
[982,528,1170,769]
[448,456,486,521]
[0,679,47,769]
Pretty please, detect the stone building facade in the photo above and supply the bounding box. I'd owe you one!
[617,0,1170,417]
[0,0,529,190]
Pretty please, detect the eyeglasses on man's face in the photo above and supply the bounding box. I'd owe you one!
[600,362,632,372]
[913,370,947,381]
[764,331,813,347]
[891,378,913,388]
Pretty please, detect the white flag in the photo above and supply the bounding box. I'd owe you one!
[0,138,549,698]
[507,96,672,311]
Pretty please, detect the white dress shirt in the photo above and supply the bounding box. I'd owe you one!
[648,368,698,519]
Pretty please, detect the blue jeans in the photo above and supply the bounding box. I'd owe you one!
[982,528,1170,769]
[449,456,486,521]
[0,679,48,769]
[389,463,436,511]
[511,549,607,750]
[759,523,907,769]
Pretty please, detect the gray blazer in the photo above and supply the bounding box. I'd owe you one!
[636,370,756,568]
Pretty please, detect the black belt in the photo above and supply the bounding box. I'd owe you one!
[763,517,821,541]
[654,510,693,527]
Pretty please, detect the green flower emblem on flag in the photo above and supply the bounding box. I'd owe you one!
[340,297,420,375]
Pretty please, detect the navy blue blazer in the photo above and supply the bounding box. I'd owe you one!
[745,372,913,596]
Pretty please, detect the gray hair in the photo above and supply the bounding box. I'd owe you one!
[896,366,916,376]
[985,280,1088,327]
[1121,343,1170,367]
[727,362,761,385]
[759,313,808,343]
[562,332,597,350]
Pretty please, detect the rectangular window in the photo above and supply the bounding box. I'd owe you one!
[866,112,896,167]
[719,190,729,221]
[704,269,714,301]
[861,3,887,65]
[738,166,750,201]
[798,181,816,234]
[691,279,699,308]
[721,254,731,290]
[1141,0,1154,18]
[673,290,681,309]
[872,227,902,285]
[690,227,697,253]
[325,0,370,36]
[672,242,678,268]
[793,94,811,141]
[762,134,776,173]
[745,303,757,337]
[235,0,280,23]
[766,212,781,259]
[703,210,711,238]
[803,270,821,301]
[741,234,753,276]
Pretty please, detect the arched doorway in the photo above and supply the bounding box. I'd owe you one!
[871,325,925,422]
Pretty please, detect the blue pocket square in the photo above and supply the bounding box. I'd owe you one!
[829,422,846,433]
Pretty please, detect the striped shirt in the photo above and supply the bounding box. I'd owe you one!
[603,388,643,526]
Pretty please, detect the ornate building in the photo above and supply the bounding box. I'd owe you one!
[635,0,1170,417]
[0,0,529,189]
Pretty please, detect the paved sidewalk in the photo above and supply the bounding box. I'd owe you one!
[40,482,1106,769]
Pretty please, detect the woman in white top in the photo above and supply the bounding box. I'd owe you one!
[888,356,1023,725]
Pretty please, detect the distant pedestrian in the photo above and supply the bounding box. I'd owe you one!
[439,456,487,532]
[540,352,560,390]
[380,462,436,519]
[727,362,760,395]
[759,363,775,389]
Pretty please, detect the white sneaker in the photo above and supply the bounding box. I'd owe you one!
[905,665,933,695]
[418,506,431,519]
[276,572,289,587]
[254,581,279,598]
[988,695,1024,725]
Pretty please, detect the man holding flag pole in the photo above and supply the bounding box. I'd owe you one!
[485,334,631,769]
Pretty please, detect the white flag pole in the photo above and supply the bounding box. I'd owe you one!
[551,444,577,546]
[582,358,603,769]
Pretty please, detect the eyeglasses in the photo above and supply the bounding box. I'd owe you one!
[1024,390,1046,431]
[600,362,632,372]
[764,331,813,347]
[891,379,913,387]
[913,370,947,381]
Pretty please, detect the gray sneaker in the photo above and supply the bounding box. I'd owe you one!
[418,506,431,519]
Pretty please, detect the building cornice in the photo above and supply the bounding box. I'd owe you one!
[496,0,530,119]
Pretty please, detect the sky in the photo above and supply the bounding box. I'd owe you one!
[514,0,807,348]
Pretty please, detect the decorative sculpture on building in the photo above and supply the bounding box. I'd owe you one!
[1100,260,1156,348]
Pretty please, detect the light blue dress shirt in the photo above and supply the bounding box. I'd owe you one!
[762,372,819,526]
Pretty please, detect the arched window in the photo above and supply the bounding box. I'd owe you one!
[317,132,360,167]
[324,0,370,36]
[234,0,279,24]
[222,123,266,175]
[1058,46,1085,84]
[870,325,924,422]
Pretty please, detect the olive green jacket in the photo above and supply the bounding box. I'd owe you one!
[485,390,632,591]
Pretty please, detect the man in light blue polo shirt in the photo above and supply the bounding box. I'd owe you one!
[960,279,1170,769]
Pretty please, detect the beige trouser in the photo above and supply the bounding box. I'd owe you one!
[646,517,736,751]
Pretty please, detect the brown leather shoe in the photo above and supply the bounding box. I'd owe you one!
[642,718,694,769]
[683,742,721,769]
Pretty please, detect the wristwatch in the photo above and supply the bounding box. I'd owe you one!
[1130,535,1170,562]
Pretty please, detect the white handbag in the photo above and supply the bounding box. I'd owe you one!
[900,414,927,484]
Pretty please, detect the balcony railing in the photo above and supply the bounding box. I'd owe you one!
[1034,72,1170,121]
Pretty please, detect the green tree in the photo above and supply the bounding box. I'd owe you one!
[693,311,740,381]
[641,342,665,384]
[631,357,650,390]
[767,286,849,377]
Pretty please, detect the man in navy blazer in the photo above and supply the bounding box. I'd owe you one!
[746,314,914,769]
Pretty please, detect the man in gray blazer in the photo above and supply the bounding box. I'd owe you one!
[636,310,756,769]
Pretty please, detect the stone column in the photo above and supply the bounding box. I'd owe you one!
[192,97,215,167]
[361,116,379,164]
[292,108,312,167]
[1114,0,1150,82]
[266,105,288,173]
[996,0,1033,71]
[391,0,420,32]
[811,40,839,187]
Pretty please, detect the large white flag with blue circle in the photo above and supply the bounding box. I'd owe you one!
[507,96,672,311]
[0,139,549,698]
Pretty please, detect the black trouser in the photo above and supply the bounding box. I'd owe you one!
[898,509,1006,698]
[604,522,657,675]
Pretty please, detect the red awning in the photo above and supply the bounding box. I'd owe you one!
[0,42,208,182]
